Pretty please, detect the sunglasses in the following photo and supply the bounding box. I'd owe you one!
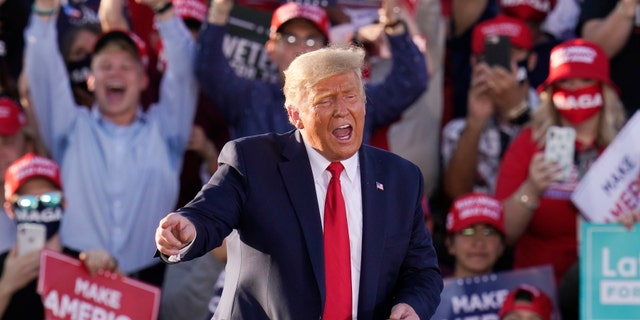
[459,226,500,237]
[11,192,63,210]
[276,33,325,49]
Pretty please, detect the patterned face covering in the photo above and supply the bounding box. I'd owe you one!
[11,192,63,240]
[552,82,603,125]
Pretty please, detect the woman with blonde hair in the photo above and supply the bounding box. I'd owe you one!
[494,39,626,285]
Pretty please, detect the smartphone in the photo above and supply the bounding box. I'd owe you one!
[17,223,46,256]
[483,35,511,71]
[544,126,576,181]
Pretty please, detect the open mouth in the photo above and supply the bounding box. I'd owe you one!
[105,83,126,102]
[332,124,352,141]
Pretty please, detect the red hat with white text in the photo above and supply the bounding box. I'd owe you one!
[537,39,617,93]
[471,14,533,55]
[446,193,505,235]
[173,0,207,23]
[4,153,62,201]
[499,284,554,320]
[270,2,330,41]
[499,0,557,23]
[0,97,26,136]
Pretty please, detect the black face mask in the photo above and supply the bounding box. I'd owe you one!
[13,204,63,240]
[12,192,63,240]
[516,59,529,84]
[66,54,92,92]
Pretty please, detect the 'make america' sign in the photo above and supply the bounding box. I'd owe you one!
[37,250,160,320]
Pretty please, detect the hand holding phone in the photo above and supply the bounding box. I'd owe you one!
[544,126,576,181]
[483,35,511,71]
[17,223,46,256]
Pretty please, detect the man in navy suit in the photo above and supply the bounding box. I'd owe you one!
[155,45,442,319]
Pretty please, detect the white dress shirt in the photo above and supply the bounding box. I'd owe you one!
[305,142,363,319]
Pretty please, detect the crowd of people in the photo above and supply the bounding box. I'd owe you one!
[1,0,640,319]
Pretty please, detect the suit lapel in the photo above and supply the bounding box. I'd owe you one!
[358,147,387,317]
[278,131,326,302]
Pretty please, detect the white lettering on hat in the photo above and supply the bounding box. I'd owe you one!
[282,7,324,26]
[554,92,603,110]
[454,196,502,220]
[481,22,522,38]
[0,105,10,118]
[551,46,597,68]
[501,0,551,11]
[10,157,58,182]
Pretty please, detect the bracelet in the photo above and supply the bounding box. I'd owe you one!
[31,3,57,16]
[508,100,528,121]
[384,20,404,34]
[515,191,539,211]
[153,1,173,14]
[384,20,404,29]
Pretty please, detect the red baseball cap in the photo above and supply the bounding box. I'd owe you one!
[270,2,330,41]
[446,193,505,235]
[499,284,554,320]
[499,0,557,22]
[4,153,63,201]
[93,30,150,68]
[173,0,207,23]
[471,14,533,55]
[537,39,617,93]
[0,97,26,136]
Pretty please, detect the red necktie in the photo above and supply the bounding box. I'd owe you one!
[323,162,352,320]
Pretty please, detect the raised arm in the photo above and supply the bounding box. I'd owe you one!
[143,0,198,165]
[580,0,638,57]
[25,0,80,158]
[364,2,428,131]
[194,0,262,126]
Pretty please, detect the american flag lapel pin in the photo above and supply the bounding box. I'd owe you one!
[376,182,384,191]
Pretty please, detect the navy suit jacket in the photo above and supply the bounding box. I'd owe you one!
[177,130,442,319]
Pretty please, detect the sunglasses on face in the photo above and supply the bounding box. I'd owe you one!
[276,33,325,49]
[11,192,63,210]
[459,226,500,237]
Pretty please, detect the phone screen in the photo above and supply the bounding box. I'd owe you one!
[483,35,511,70]
[17,223,46,256]
[544,126,576,181]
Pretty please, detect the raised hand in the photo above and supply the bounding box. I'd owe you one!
[527,152,562,195]
[467,62,495,127]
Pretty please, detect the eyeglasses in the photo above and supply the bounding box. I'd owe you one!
[459,226,500,238]
[11,192,63,210]
[276,33,325,49]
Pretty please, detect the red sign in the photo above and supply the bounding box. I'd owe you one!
[37,250,160,320]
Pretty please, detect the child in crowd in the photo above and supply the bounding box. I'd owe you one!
[445,192,506,278]
[499,284,554,320]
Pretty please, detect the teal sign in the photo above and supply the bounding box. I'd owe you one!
[580,222,640,319]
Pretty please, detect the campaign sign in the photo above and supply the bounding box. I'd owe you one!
[572,111,640,223]
[580,222,640,320]
[431,265,557,320]
[37,250,160,320]
[225,5,278,84]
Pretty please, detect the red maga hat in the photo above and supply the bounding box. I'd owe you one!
[0,97,26,136]
[270,2,330,41]
[446,193,505,235]
[471,14,533,55]
[5,153,62,201]
[537,39,617,93]
[499,284,554,320]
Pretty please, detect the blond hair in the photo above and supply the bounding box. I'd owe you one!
[530,84,626,147]
[282,45,366,110]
